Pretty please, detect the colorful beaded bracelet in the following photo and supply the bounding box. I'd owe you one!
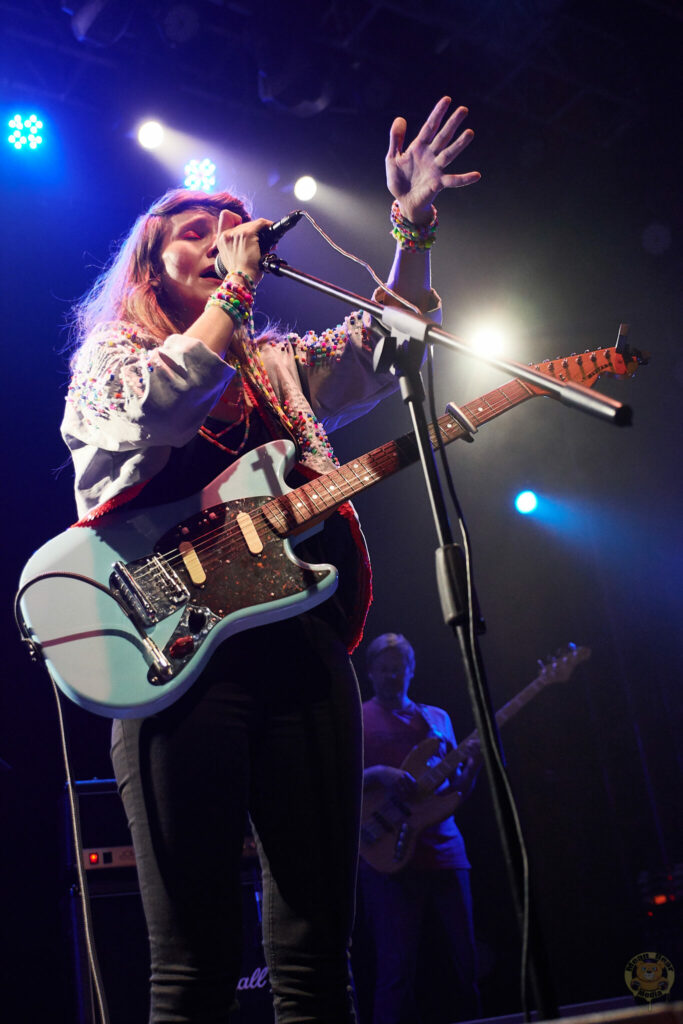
[390,199,438,251]
[231,269,256,292]
[206,279,255,327]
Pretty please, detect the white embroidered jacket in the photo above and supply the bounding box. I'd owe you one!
[61,299,438,518]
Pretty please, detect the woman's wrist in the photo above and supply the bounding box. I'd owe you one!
[228,268,257,292]
[206,271,256,327]
[390,199,438,251]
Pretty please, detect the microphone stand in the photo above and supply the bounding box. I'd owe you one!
[261,253,632,1021]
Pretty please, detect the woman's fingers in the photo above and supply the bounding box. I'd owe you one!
[387,116,407,158]
[414,95,452,146]
[430,105,470,152]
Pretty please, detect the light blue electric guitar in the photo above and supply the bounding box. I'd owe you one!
[17,341,644,718]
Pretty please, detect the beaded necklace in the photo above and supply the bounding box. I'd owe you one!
[202,282,339,467]
[197,359,254,455]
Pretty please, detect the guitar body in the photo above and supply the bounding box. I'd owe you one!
[19,441,337,718]
[360,737,467,874]
[19,331,638,719]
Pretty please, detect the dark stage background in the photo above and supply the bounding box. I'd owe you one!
[1,1,681,1021]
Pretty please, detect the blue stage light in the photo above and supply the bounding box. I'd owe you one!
[515,490,538,514]
[7,113,44,150]
[184,158,216,192]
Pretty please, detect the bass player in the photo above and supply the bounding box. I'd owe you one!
[358,632,482,1024]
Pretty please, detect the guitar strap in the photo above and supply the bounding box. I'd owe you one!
[413,702,452,750]
[71,480,149,526]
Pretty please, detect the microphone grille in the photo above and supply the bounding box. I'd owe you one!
[214,253,229,279]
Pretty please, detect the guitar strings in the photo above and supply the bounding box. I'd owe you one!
[128,378,536,588]
[132,379,532,586]
[131,354,608,588]
[107,348,608,592]
[132,423,450,580]
[131,441,408,583]
[129,435,415,578]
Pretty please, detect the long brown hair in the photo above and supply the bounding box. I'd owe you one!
[71,188,252,349]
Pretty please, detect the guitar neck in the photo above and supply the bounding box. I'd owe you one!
[264,376,536,535]
[417,671,552,795]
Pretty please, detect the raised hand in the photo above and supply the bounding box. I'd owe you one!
[386,96,480,224]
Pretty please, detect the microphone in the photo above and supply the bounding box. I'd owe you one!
[257,210,303,254]
[214,210,303,279]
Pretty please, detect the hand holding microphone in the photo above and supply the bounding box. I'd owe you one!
[214,210,303,280]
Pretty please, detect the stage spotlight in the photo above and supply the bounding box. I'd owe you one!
[515,490,538,515]
[294,175,317,201]
[7,114,43,150]
[184,158,216,191]
[470,324,505,357]
[138,120,165,150]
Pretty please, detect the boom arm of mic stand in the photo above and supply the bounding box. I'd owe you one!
[261,254,633,426]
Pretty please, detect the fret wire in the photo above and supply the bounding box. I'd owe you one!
[346,461,366,485]
[300,481,325,512]
[332,473,358,501]
[316,474,350,504]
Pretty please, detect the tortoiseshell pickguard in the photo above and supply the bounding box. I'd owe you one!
[155,495,329,619]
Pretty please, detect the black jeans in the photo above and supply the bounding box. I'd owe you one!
[111,614,362,1023]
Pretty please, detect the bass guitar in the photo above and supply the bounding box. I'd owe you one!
[360,644,591,873]
[17,340,642,717]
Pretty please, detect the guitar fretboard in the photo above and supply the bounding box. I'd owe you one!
[262,377,535,536]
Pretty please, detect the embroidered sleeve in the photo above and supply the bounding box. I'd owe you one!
[63,321,235,451]
[283,283,441,433]
[264,310,397,434]
[288,312,374,369]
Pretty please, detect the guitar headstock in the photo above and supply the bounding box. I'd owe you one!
[538,643,591,685]
[527,325,649,396]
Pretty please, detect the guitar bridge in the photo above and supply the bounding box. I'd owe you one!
[110,556,189,627]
